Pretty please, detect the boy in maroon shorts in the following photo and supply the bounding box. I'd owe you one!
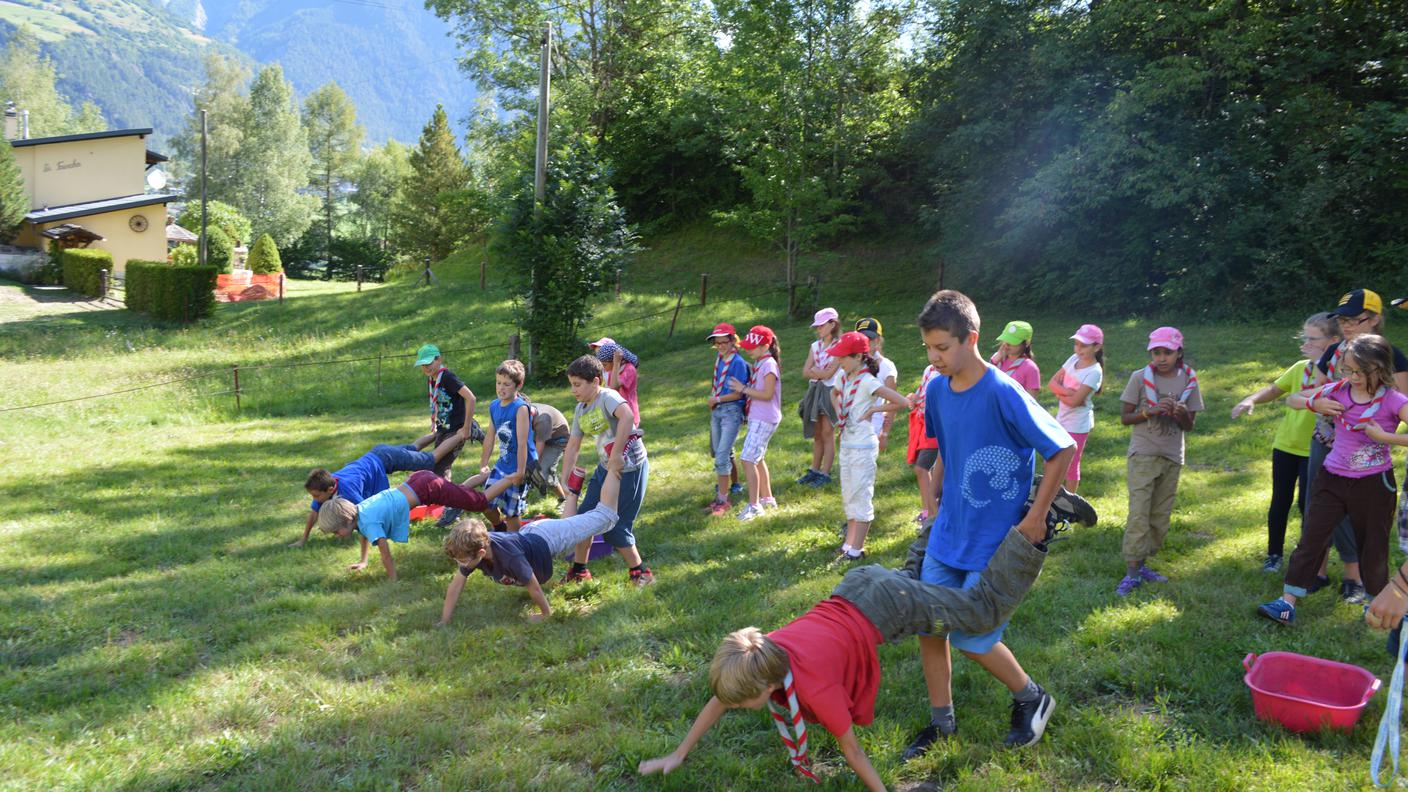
[316,470,519,580]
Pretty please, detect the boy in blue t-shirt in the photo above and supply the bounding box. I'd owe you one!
[415,343,479,479]
[467,359,537,532]
[903,290,1076,760]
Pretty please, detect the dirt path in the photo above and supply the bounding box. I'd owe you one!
[0,279,121,323]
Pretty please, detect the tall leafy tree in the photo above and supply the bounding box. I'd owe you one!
[713,0,911,309]
[0,139,27,240]
[0,25,106,136]
[392,105,483,264]
[236,66,317,247]
[174,54,253,224]
[350,140,412,244]
[303,82,364,270]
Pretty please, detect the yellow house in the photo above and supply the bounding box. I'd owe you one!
[9,128,175,274]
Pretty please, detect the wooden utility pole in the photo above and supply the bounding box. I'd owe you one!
[199,109,208,267]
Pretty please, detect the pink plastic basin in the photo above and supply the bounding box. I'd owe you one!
[1243,651,1380,732]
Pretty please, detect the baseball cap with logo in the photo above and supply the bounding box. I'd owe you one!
[739,325,776,350]
[854,317,884,339]
[996,320,1033,346]
[414,343,441,366]
[1147,326,1184,351]
[827,331,870,358]
[1333,288,1384,317]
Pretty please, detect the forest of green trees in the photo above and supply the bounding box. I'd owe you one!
[6,1,1407,315]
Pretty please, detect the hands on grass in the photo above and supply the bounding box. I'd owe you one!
[348,561,368,571]
[638,753,683,775]
[288,538,306,548]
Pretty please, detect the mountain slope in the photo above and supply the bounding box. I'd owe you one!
[0,0,476,148]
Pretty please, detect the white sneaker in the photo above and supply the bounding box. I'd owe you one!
[759,497,778,510]
[737,503,763,522]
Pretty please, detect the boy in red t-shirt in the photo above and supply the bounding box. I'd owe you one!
[639,487,1093,789]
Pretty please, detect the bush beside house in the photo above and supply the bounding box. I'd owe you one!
[60,248,113,297]
[125,259,217,321]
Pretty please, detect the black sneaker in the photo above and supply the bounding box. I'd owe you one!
[1342,579,1367,605]
[467,420,486,444]
[1261,554,1283,573]
[1003,685,1055,748]
[900,720,955,762]
[1025,475,1098,547]
[435,507,464,528]
[1308,575,1331,594]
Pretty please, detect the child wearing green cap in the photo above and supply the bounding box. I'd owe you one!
[415,343,478,480]
[990,321,1041,398]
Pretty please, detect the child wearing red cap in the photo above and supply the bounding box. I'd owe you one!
[1046,324,1105,493]
[728,325,783,521]
[829,331,909,561]
[1116,326,1203,596]
[706,323,753,516]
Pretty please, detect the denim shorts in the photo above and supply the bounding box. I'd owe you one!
[709,402,744,474]
[920,552,1009,653]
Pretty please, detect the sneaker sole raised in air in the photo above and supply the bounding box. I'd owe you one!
[1010,694,1055,748]
[1051,490,1097,527]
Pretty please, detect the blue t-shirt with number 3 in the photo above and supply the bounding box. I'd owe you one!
[925,365,1073,571]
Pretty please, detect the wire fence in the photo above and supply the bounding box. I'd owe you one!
[2,269,938,416]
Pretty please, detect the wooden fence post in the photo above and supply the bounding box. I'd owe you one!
[232,365,241,413]
[356,266,363,292]
[480,259,487,290]
[376,353,383,398]
[615,269,622,299]
[700,272,709,306]
[99,268,108,301]
[666,292,685,339]
[279,273,285,303]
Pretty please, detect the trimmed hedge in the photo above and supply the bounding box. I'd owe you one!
[125,259,218,322]
[61,248,113,297]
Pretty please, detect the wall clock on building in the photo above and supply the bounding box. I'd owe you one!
[129,214,149,232]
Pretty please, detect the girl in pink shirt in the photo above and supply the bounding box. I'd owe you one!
[990,319,1041,397]
[730,325,783,521]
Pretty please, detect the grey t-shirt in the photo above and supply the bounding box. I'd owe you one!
[1119,367,1204,464]
[531,402,571,443]
[571,386,647,471]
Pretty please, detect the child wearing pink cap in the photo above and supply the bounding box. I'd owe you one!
[1046,324,1104,493]
[729,325,784,520]
[1115,327,1203,596]
[798,307,843,487]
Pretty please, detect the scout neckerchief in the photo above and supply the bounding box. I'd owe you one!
[835,370,865,431]
[1326,343,1346,380]
[812,341,833,381]
[713,351,737,400]
[1316,379,1388,433]
[911,365,937,416]
[427,367,444,431]
[993,353,1025,376]
[1141,363,1198,409]
[767,671,819,784]
[1301,359,1316,389]
[748,355,775,403]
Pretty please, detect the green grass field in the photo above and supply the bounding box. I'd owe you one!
[1,231,1404,790]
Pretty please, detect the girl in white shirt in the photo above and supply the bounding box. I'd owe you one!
[1046,324,1105,492]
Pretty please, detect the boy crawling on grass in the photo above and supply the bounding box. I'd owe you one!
[316,470,519,581]
[439,457,626,624]
[638,486,1095,791]
[293,439,463,548]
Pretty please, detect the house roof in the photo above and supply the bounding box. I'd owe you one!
[146,149,168,165]
[9,128,154,149]
[166,222,198,243]
[26,193,176,224]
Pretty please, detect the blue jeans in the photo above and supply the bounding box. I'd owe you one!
[370,444,436,474]
[920,552,1009,653]
[709,402,744,475]
[578,458,649,549]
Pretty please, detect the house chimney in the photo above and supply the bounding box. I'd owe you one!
[21,109,29,139]
[3,102,15,140]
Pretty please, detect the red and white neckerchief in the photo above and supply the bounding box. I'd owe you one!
[1141,363,1198,408]
[812,341,833,379]
[835,371,865,431]
[767,671,819,784]
[992,354,1024,376]
[1325,344,1346,380]
[1316,379,1388,432]
[911,365,937,415]
[713,352,737,399]
[748,355,775,396]
[1301,359,1316,389]
[427,367,444,430]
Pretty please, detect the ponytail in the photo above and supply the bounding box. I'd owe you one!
[860,353,880,376]
[768,339,782,373]
[1019,340,1033,360]
[1093,347,1105,395]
